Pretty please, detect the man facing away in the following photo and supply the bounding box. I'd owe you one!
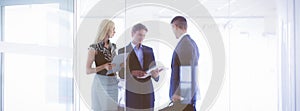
[169,16,200,111]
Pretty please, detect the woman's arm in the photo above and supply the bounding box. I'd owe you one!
[86,49,111,74]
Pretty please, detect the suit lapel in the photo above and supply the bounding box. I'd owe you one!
[127,44,143,70]
[142,45,147,70]
[125,44,133,53]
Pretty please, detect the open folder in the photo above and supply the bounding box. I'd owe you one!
[106,53,129,75]
[136,66,168,79]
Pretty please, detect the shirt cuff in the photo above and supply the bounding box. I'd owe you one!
[153,76,159,81]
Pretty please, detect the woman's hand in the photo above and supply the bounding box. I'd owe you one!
[120,63,124,68]
[103,63,115,71]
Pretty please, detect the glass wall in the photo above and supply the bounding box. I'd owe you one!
[76,0,281,111]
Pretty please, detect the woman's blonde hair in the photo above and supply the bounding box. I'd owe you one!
[94,19,115,43]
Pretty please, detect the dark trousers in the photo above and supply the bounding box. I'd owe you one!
[126,91,154,111]
[174,103,196,111]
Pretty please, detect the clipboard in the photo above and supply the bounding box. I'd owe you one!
[106,53,129,75]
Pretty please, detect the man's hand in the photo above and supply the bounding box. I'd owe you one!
[172,94,182,102]
[150,69,159,78]
[131,70,146,77]
[151,67,165,78]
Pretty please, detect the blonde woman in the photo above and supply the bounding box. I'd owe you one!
[86,19,118,111]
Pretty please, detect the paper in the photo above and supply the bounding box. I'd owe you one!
[137,66,167,79]
[179,66,192,104]
[180,66,192,82]
[106,53,129,75]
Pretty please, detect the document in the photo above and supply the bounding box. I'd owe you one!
[106,53,129,75]
[179,66,192,104]
[137,66,167,79]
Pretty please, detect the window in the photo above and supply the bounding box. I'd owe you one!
[1,2,73,111]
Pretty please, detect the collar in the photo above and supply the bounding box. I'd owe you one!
[179,32,188,41]
[99,40,111,46]
[131,42,143,49]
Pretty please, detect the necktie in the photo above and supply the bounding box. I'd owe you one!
[135,44,143,68]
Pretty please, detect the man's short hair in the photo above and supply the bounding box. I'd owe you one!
[171,16,187,30]
[132,23,148,33]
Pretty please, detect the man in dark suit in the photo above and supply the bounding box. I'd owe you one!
[118,23,160,111]
[169,16,200,111]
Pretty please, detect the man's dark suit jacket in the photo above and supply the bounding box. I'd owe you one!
[169,34,200,104]
[118,43,158,110]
